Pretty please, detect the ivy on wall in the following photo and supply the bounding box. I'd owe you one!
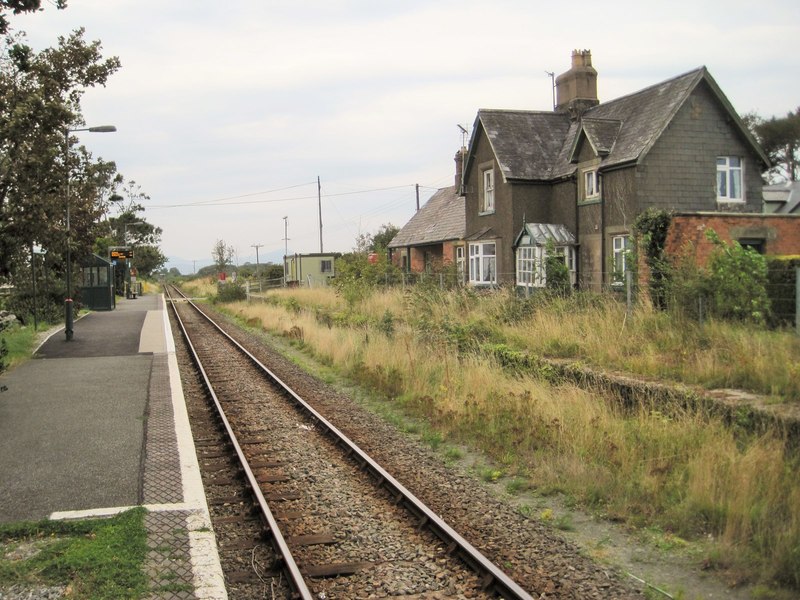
[632,208,673,309]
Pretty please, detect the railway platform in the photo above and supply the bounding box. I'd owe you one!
[0,292,227,600]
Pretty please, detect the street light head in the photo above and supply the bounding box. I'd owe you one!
[88,125,116,133]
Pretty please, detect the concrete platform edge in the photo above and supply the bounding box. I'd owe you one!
[162,294,228,600]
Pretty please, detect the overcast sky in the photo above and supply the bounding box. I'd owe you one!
[15,0,800,273]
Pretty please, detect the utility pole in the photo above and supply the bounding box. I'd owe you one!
[318,176,323,253]
[282,216,289,287]
[415,183,420,211]
[251,243,263,280]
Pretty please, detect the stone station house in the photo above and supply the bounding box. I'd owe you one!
[391,50,799,290]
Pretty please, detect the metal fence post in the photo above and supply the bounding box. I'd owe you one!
[698,295,704,326]
[625,270,632,316]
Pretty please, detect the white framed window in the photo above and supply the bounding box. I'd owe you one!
[480,168,495,213]
[611,235,629,285]
[456,245,465,281]
[516,246,575,288]
[320,259,333,273]
[716,156,743,201]
[469,241,496,285]
[584,168,600,200]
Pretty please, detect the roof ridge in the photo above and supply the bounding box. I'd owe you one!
[589,66,706,112]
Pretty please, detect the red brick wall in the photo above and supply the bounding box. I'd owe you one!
[665,213,800,266]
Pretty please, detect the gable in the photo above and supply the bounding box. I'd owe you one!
[388,186,465,248]
[569,119,622,162]
[465,110,571,182]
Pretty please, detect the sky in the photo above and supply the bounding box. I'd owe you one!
[13,0,800,274]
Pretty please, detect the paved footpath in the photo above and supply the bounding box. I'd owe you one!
[0,293,227,600]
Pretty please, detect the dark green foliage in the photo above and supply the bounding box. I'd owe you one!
[633,208,672,309]
[214,282,246,303]
[544,240,571,295]
[0,1,66,36]
[744,108,800,182]
[765,256,799,327]
[6,281,63,325]
[378,310,395,339]
[704,230,771,324]
[330,251,401,308]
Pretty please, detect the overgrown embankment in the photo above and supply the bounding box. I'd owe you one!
[183,279,800,592]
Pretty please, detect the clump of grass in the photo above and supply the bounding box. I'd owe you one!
[0,508,148,599]
[0,323,38,370]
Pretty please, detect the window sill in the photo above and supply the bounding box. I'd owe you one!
[716,198,745,204]
[478,210,496,216]
[578,198,601,206]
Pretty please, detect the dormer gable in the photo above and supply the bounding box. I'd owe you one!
[568,118,622,163]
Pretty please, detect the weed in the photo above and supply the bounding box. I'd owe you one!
[479,467,504,483]
[555,514,575,531]
[443,447,464,462]
[505,478,528,495]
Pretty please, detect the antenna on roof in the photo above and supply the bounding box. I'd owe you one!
[545,70,556,110]
[457,123,468,148]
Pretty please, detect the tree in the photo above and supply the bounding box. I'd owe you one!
[0,26,121,285]
[0,0,65,35]
[353,223,399,254]
[211,239,234,273]
[372,223,399,251]
[743,108,800,182]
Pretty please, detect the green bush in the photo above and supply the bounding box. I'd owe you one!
[705,230,771,324]
[215,282,246,303]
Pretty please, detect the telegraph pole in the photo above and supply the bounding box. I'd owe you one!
[282,216,289,287]
[318,176,323,253]
[251,243,263,280]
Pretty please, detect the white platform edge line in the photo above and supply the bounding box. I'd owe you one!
[49,502,207,521]
[161,292,228,600]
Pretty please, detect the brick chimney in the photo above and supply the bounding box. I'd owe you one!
[454,147,466,193]
[555,49,598,117]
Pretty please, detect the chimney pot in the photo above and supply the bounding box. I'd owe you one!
[556,49,599,117]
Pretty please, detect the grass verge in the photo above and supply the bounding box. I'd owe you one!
[222,286,800,591]
[0,507,148,600]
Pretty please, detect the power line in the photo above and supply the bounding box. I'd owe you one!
[149,182,419,209]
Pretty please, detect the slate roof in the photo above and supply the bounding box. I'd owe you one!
[763,181,800,215]
[467,67,769,183]
[387,186,465,248]
[474,111,571,181]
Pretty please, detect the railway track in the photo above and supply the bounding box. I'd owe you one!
[167,285,535,599]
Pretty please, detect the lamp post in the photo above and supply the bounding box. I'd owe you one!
[64,125,116,341]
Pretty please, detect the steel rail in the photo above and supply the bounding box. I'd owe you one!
[166,286,314,600]
[170,286,535,600]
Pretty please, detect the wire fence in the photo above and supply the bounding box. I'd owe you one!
[245,266,800,334]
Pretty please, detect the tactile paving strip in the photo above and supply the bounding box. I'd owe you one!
[145,510,196,600]
[143,353,198,600]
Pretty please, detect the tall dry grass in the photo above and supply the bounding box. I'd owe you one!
[225,287,800,586]
[180,277,217,298]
